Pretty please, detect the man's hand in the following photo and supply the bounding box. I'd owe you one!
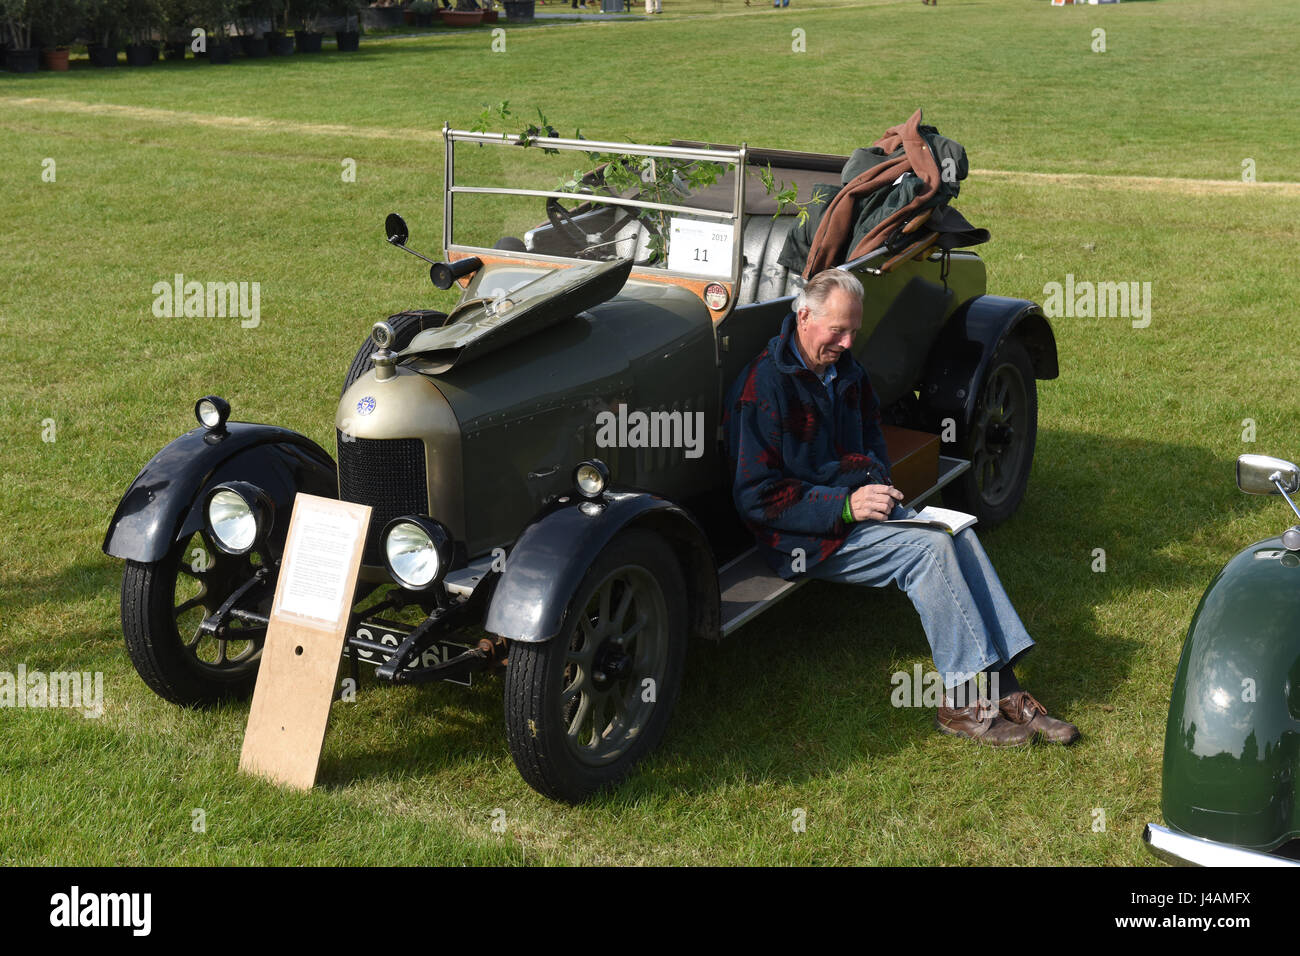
[850,484,904,522]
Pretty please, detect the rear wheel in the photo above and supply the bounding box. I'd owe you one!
[504,530,688,803]
[122,532,269,707]
[942,336,1038,526]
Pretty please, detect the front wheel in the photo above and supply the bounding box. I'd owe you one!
[942,335,1038,526]
[122,532,270,707]
[504,529,688,803]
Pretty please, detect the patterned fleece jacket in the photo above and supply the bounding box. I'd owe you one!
[723,312,892,580]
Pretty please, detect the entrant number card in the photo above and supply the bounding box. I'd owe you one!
[667,219,734,278]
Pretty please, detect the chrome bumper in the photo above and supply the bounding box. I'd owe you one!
[1143,823,1299,867]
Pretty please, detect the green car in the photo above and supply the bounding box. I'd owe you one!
[103,127,1058,802]
[1145,454,1300,866]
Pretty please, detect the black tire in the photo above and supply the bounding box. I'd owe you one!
[122,532,269,707]
[942,335,1038,526]
[340,310,447,397]
[504,529,688,803]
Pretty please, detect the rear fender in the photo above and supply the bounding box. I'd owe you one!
[918,295,1058,441]
[485,491,719,644]
[103,422,337,563]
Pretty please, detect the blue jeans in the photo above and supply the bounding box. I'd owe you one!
[806,505,1035,689]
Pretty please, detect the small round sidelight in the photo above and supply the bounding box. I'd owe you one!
[383,516,454,590]
[573,458,611,499]
[195,395,231,431]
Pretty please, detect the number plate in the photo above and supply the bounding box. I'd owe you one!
[346,624,472,687]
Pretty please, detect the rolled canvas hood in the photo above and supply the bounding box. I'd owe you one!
[397,257,634,374]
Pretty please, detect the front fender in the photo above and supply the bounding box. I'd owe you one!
[1161,536,1300,851]
[919,294,1058,434]
[103,422,337,563]
[485,490,719,644]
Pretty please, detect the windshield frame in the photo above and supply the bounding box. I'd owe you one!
[442,126,748,283]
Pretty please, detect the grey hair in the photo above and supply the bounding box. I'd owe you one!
[793,269,864,317]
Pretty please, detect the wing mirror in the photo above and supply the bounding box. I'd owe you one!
[383,212,482,289]
[1237,455,1300,495]
[385,213,410,247]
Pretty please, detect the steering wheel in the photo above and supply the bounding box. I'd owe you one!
[545,167,661,263]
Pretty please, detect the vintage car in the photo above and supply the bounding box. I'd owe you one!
[1144,454,1300,866]
[102,126,1059,802]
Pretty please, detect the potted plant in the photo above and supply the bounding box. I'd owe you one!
[365,0,402,30]
[161,0,196,59]
[480,0,496,23]
[333,0,360,50]
[34,0,83,71]
[409,0,434,25]
[293,0,326,50]
[234,0,272,55]
[122,0,164,64]
[1,0,38,72]
[501,0,531,21]
[187,0,233,60]
[440,0,482,26]
[265,0,296,54]
[84,0,125,65]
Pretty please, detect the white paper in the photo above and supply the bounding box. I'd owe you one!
[276,507,362,627]
[666,219,733,277]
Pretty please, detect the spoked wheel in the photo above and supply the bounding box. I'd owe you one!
[122,531,270,707]
[943,336,1038,526]
[505,529,687,803]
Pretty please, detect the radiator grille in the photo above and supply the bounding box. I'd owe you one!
[336,433,428,566]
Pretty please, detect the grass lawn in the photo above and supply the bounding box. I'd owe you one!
[2,0,1298,865]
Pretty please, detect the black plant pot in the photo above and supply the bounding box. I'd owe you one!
[335,30,360,52]
[266,32,294,55]
[241,35,269,57]
[163,41,188,61]
[503,0,535,20]
[294,30,323,53]
[87,43,119,66]
[205,41,233,64]
[125,43,157,66]
[6,48,38,73]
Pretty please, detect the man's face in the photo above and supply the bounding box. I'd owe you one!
[795,288,863,374]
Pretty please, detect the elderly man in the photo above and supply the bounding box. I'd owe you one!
[723,269,1077,746]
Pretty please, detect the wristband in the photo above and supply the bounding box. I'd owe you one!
[842,495,855,524]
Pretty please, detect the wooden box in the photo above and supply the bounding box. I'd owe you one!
[881,425,940,505]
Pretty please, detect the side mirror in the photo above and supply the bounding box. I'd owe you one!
[385,213,409,247]
[1236,454,1300,495]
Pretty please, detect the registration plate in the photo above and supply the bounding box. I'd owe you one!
[346,623,472,687]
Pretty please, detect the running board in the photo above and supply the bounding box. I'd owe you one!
[720,455,971,636]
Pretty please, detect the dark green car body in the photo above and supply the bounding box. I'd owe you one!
[1161,537,1300,851]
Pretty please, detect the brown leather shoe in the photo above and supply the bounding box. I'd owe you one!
[936,700,1036,747]
[999,691,1080,745]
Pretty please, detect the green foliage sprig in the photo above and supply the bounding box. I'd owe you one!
[469,102,821,264]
